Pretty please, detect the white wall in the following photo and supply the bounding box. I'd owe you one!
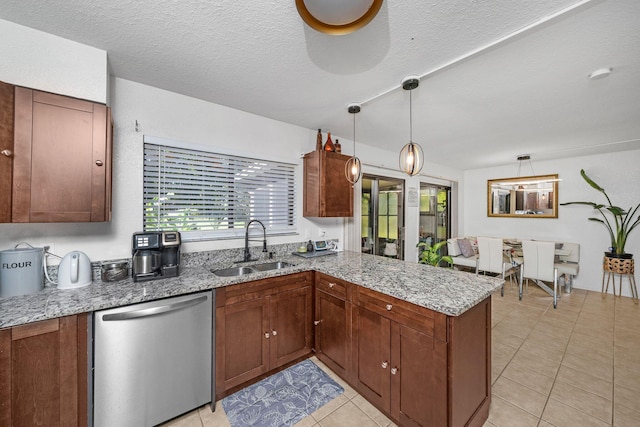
[0,77,350,261]
[109,77,350,257]
[0,19,108,103]
[463,149,640,295]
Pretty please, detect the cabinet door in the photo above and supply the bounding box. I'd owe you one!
[352,304,391,413]
[315,289,350,378]
[0,314,88,427]
[390,323,447,427]
[216,297,270,395]
[0,81,14,223]
[269,285,313,368]
[303,150,353,217]
[321,152,353,217]
[13,88,111,222]
[448,297,491,427]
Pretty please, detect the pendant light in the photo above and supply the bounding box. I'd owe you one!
[514,154,532,189]
[399,76,424,176]
[345,103,362,185]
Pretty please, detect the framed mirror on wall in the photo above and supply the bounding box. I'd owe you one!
[487,174,559,218]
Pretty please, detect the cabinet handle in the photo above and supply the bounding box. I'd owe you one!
[272,330,277,336]
[329,282,336,288]
[264,332,270,339]
[95,160,104,166]
[386,304,392,311]
[381,361,388,369]
[391,367,398,375]
[314,320,321,326]
[1,149,12,157]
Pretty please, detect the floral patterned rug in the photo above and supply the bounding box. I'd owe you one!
[222,359,344,427]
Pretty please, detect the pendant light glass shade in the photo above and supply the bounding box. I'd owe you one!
[398,76,425,176]
[399,141,424,176]
[345,103,362,185]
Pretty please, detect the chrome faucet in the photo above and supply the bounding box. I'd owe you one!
[243,219,267,262]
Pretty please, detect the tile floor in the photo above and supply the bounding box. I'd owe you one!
[162,285,640,427]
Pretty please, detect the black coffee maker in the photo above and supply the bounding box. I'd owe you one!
[131,231,181,282]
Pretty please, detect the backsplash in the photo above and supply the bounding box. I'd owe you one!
[44,240,339,286]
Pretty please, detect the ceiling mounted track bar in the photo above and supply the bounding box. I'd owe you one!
[356,0,596,106]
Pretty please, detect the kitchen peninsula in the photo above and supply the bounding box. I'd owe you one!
[0,251,502,427]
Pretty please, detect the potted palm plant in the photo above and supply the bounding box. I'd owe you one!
[417,240,454,267]
[561,169,640,258]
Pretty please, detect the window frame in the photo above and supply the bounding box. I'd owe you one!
[142,135,297,242]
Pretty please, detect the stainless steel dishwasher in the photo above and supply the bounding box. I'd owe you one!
[93,290,213,427]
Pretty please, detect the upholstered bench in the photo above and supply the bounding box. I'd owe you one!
[447,238,478,271]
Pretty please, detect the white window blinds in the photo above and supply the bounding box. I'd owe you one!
[143,141,296,241]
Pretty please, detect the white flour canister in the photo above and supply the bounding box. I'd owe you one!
[0,244,45,297]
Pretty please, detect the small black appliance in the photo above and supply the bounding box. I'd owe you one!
[132,231,181,282]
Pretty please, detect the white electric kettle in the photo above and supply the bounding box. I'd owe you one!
[58,251,92,289]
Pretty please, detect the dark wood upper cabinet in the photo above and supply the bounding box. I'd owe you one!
[303,150,353,217]
[3,84,112,223]
[0,81,15,223]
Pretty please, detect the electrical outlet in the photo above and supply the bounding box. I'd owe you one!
[318,229,326,238]
[38,242,55,254]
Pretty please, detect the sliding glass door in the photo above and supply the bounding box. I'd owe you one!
[361,175,405,260]
[419,184,450,249]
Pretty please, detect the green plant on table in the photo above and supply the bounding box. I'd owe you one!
[561,169,640,256]
[417,240,453,267]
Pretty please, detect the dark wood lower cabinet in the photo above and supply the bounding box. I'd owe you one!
[270,286,313,367]
[353,303,391,412]
[215,272,313,398]
[314,273,351,379]
[448,296,492,427]
[391,322,448,427]
[0,314,88,427]
[216,297,270,391]
[351,283,490,427]
[216,271,491,427]
[352,301,448,426]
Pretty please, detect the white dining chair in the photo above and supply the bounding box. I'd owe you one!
[383,241,398,258]
[476,237,518,297]
[555,242,580,292]
[520,240,559,308]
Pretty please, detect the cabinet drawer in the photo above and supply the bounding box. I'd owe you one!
[217,271,312,307]
[316,273,349,300]
[355,286,439,338]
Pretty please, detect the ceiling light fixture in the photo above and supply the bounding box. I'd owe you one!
[295,0,383,35]
[515,155,534,190]
[589,67,612,80]
[345,103,363,185]
[516,154,534,177]
[399,76,424,176]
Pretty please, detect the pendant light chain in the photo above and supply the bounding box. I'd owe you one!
[409,89,413,143]
[353,108,357,156]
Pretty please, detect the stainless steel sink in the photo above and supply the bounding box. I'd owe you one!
[212,261,294,277]
[251,261,294,271]
[212,266,257,277]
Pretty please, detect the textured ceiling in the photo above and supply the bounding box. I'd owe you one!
[1,0,638,170]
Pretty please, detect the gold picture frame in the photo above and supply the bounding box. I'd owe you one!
[487,174,559,218]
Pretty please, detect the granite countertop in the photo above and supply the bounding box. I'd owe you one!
[0,251,503,328]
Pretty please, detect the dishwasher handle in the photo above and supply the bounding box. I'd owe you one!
[102,294,208,321]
